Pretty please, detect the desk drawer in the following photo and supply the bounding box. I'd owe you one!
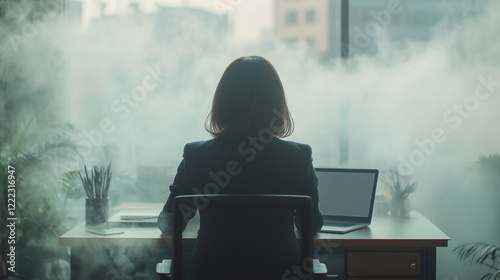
[347,252,420,276]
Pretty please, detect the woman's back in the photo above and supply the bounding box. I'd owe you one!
[158,56,323,279]
[178,138,320,279]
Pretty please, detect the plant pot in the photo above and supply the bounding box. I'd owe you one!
[390,197,411,217]
[85,198,109,226]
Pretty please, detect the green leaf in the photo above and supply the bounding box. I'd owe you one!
[454,242,500,272]
[11,109,45,154]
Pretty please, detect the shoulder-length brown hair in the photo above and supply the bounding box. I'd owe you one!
[205,56,294,138]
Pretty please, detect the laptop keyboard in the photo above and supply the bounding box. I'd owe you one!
[324,221,356,227]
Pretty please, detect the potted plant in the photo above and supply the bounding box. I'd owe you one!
[454,242,500,280]
[0,112,85,279]
[380,167,417,217]
[454,153,500,280]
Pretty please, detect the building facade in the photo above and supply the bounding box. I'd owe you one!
[275,0,447,59]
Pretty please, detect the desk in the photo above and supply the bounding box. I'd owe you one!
[59,212,449,280]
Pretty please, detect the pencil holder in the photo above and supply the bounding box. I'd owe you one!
[86,198,109,226]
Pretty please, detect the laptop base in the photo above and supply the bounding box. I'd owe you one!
[319,223,368,234]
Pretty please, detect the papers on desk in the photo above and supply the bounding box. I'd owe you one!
[114,202,164,211]
[107,211,159,227]
[120,211,159,220]
[107,203,163,227]
[86,228,124,236]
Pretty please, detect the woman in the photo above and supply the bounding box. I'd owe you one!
[158,56,323,280]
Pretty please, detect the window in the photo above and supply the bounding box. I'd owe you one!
[100,3,107,15]
[306,37,316,49]
[284,37,298,48]
[285,11,298,25]
[306,9,316,23]
[130,3,139,13]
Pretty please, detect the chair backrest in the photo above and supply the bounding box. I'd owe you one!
[172,194,314,280]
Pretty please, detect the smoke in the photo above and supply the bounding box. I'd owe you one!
[1,0,499,279]
[273,1,500,278]
[290,1,500,279]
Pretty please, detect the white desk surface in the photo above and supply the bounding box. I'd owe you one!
[60,209,449,248]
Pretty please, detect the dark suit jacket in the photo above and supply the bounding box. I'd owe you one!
[158,137,323,279]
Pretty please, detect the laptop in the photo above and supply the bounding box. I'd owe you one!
[316,168,379,234]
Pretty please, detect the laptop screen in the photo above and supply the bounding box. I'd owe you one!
[315,168,378,221]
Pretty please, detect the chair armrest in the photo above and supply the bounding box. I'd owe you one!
[156,259,171,280]
[313,258,327,275]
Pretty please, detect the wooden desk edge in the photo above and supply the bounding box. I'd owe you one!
[59,212,450,249]
[313,238,449,248]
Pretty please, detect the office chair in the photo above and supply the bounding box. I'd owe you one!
[156,194,327,280]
